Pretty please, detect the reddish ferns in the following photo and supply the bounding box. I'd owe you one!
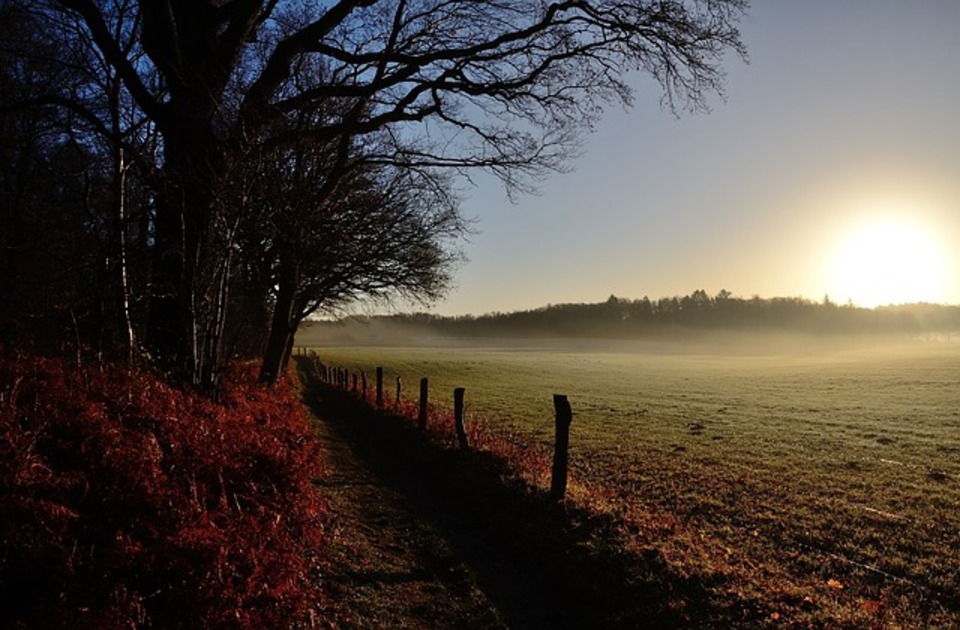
[0,358,328,629]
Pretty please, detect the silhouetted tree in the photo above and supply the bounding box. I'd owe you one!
[241,129,465,385]
[12,0,747,388]
[0,3,77,348]
[0,1,159,359]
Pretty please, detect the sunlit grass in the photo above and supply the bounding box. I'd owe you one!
[306,339,960,626]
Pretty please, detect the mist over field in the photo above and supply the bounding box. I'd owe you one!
[296,314,959,362]
[298,294,960,352]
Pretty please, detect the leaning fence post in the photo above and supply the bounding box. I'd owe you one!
[550,394,573,503]
[454,387,469,451]
[418,377,429,430]
[395,377,402,409]
[376,367,384,407]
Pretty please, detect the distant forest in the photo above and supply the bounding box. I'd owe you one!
[341,291,960,339]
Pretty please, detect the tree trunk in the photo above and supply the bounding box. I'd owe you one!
[113,146,136,363]
[0,202,23,348]
[145,183,186,367]
[259,248,299,386]
[259,316,294,386]
[281,324,297,374]
[104,67,136,364]
[145,118,229,391]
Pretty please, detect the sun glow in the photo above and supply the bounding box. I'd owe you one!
[827,217,949,308]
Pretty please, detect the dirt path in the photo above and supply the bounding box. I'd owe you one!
[302,385,596,629]
[311,410,508,628]
[299,363,678,629]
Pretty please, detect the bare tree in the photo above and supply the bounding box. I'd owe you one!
[249,155,464,385]
[218,97,465,385]
[30,0,746,389]
[0,3,110,352]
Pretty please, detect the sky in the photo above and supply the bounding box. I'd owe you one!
[423,1,960,316]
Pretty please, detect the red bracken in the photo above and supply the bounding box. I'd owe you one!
[0,357,329,629]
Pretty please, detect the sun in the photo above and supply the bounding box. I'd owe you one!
[827,217,949,308]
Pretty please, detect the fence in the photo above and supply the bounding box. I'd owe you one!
[298,348,574,503]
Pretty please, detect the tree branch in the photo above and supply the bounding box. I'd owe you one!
[54,0,168,127]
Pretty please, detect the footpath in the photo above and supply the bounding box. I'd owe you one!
[303,374,559,628]
[298,363,667,629]
[310,397,507,628]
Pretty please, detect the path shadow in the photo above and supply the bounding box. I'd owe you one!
[297,358,758,629]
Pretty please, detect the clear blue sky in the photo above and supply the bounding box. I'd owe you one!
[424,1,960,316]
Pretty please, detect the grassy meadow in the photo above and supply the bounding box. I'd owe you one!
[298,326,960,626]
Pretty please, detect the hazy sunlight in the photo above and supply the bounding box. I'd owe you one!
[827,218,948,307]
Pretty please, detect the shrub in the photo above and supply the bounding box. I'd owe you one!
[0,357,327,629]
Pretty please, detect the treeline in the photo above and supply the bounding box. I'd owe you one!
[375,290,960,339]
[0,3,464,386]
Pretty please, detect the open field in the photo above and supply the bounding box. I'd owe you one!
[298,329,960,626]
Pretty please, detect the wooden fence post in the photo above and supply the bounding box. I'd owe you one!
[352,373,358,393]
[454,387,469,451]
[550,394,573,503]
[361,371,368,401]
[418,377,429,430]
[395,376,402,409]
[376,367,384,407]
